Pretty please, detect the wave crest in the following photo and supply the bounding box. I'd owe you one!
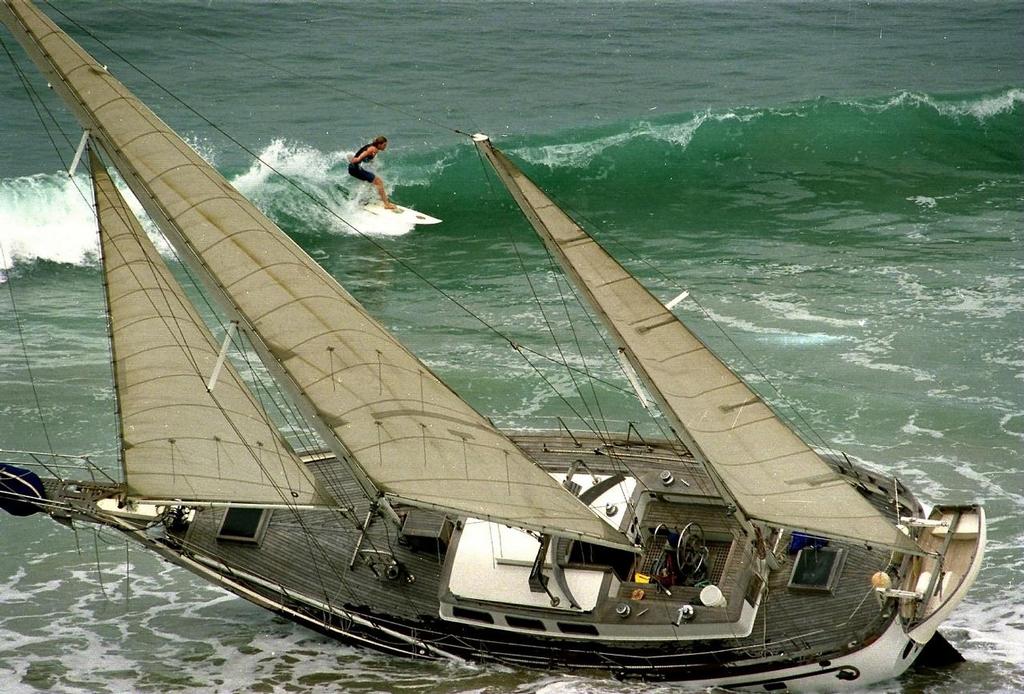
[869,88,1024,120]
[510,87,1022,170]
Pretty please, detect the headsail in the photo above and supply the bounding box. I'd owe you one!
[91,148,331,507]
[475,136,922,555]
[0,1,630,549]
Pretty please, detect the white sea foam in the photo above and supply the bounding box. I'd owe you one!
[0,172,98,271]
[758,332,846,347]
[874,266,931,304]
[868,88,1024,121]
[648,112,713,148]
[698,306,791,337]
[841,332,936,382]
[394,149,459,188]
[233,138,344,191]
[937,277,1024,320]
[752,293,867,328]
[0,169,183,275]
[0,566,31,601]
[1000,412,1024,444]
[512,130,638,169]
[756,263,819,279]
[900,413,945,439]
[695,305,853,355]
[512,111,719,170]
[182,133,221,170]
[948,593,1024,668]
[952,88,1024,120]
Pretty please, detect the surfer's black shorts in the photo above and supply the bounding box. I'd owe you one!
[348,163,376,183]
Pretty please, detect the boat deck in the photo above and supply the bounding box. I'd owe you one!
[165,430,912,671]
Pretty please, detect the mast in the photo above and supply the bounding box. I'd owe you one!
[0,0,631,550]
[474,135,923,555]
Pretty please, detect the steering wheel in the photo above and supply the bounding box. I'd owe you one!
[675,521,708,582]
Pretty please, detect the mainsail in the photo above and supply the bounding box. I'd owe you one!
[475,137,922,554]
[0,1,629,549]
[91,148,331,507]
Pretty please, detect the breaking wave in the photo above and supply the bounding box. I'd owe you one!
[1,87,1019,272]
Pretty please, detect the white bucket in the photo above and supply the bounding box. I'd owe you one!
[699,584,727,608]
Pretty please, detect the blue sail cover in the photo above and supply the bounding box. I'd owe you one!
[0,463,45,516]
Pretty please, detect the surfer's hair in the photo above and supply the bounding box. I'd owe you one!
[372,135,388,146]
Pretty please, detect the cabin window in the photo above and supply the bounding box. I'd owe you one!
[787,547,846,592]
[452,607,494,624]
[504,616,546,631]
[557,622,600,636]
[217,507,271,544]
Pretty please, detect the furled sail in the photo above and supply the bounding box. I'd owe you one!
[0,1,629,549]
[475,137,922,555]
[90,148,331,507]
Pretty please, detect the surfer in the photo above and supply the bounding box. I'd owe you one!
[348,136,397,210]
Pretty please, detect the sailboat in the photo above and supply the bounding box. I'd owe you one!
[0,1,985,690]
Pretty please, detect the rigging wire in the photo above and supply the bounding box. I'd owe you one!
[90,149,301,493]
[469,150,660,545]
[101,0,467,139]
[87,169,423,626]
[539,255,677,500]
[90,180,416,587]
[544,247,680,448]
[468,152,660,531]
[0,242,58,458]
[470,147,609,440]
[468,146,694,502]
[91,528,110,601]
[532,178,843,459]
[529,216,696,467]
[89,170,369,577]
[546,266,613,440]
[1,33,81,167]
[0,34,68,460]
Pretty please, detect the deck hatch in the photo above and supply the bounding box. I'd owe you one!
[787,547,847,593]
[216,507,271,544]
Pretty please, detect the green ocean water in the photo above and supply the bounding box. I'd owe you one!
[1,2,1022,692]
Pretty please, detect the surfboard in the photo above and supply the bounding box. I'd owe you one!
[363,202,442,225]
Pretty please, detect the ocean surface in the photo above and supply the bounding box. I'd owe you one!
[1,1,1021,692]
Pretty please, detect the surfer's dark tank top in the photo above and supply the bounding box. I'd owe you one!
[353,144,376,163]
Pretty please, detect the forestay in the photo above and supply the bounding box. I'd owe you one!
[475,137,922,555]
[0,1,629,549]
[91,149,331,507]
